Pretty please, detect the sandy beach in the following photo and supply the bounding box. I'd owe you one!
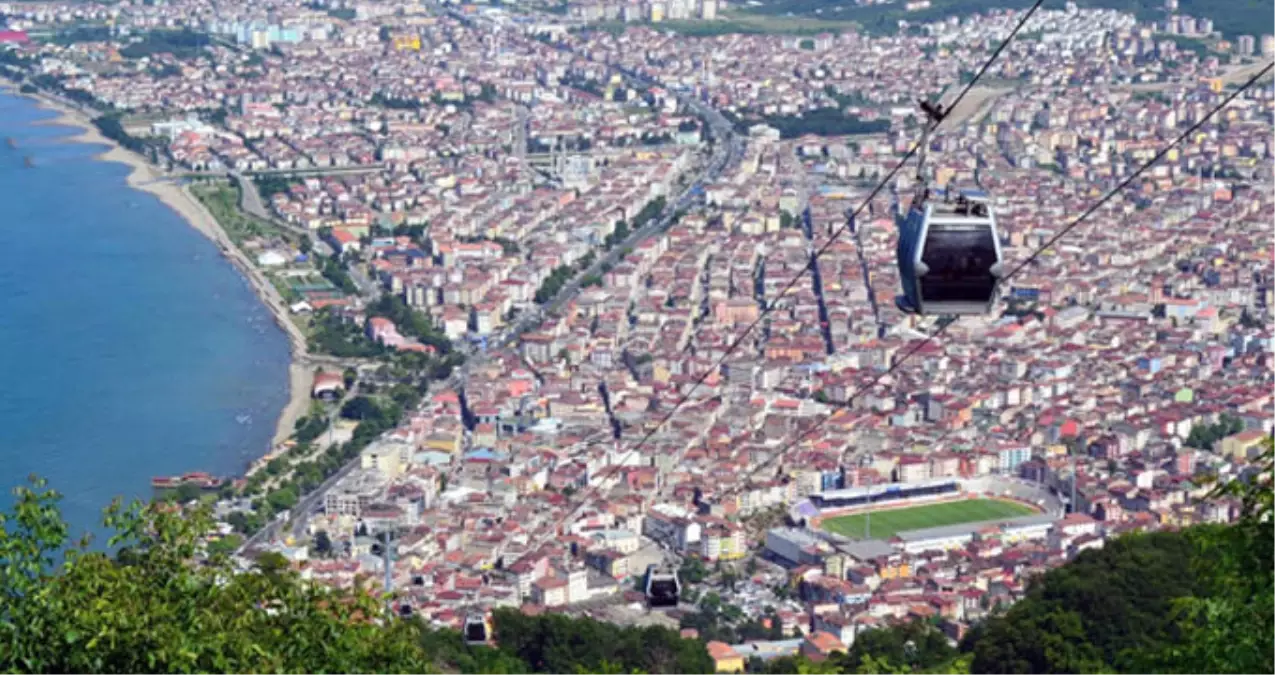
[2,81,314,449]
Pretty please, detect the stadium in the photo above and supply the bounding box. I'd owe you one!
[789,477,1066,552]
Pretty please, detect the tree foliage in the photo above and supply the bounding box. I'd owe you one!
[118,29,211,60]
[1137,440,1274,674]
[1185,413,1245,450]
[92,114,166,155]
[492,608,711,674]
[965,440,1274,674]
[844,621,957,673]
[0,477,434,673]
[307,309,383,358]
[365,295,454,353]
[728,106,890,139]
[963,521,1272,672]
[253,175,295,199]
[319,255,359,295]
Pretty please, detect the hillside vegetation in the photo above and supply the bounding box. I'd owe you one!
[968,443,1273,674]
[0,442,1269,673]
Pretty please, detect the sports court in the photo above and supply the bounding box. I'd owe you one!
[819,498,1038,539]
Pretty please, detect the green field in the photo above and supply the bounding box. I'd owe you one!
[820,498,1038,539]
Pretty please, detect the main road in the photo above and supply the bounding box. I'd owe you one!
[456,5,742,344]
[245,7,742,552]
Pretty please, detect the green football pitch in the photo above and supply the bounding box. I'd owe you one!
[819,499,1039,539]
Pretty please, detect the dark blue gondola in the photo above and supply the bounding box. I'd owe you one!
[885,97,1006,317]
[644,564,680,609]
[464,612,494,646]
[895,187,1004,316]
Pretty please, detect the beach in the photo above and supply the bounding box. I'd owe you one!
[2,82,313,450]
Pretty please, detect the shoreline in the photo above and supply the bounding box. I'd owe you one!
[0,82,313,455]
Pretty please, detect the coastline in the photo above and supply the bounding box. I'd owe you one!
[0,81,312,452]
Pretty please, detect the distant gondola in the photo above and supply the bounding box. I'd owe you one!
[644,563,681,609]
[463,612,494,646]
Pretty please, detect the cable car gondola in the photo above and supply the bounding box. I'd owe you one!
[644,564,680,609]
[894,99,1005,317]
[463,612,494,646]
[897,188,1004,316]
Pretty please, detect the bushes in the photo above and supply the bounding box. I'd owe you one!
[492,608,713,674]
[964,529,1205,671]
[365,295,454,353]
[118,29,211,60]
[0,479,713,673]
[0,481,436,673]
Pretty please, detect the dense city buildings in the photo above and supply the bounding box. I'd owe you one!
[1,0,1270,655]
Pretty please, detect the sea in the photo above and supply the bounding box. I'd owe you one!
[0,91,290,545]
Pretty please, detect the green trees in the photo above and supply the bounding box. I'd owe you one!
[306,309,383,358]
[605,220,631,249]
[172,482,203,504]
[1129,441,1274,674]
[633,197,667,228]
[118,29,211,60]
[264,485,298,512]
[492,608,712,674]
[92,114,166,155]
[535,264,578,304]
[319,256,359,295]
[252,175,294,199]
[293,412,330,444]
[761,108,891,139]
[725,104,890,138]
[312,530,333,557]
[340,395,386,422]
[0,478,436,673]
[967,441,1274,674]
[678,592,736,643]
[1186,413,1245,450]
[966,520,1274,673]
[765,622,960,674]
[365,295,454,353]
[844,621,958,673]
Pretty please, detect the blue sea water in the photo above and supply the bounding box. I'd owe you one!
[0,92,290,543]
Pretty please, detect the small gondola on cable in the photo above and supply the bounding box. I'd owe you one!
[463,611,495,647]
[644,563,681,609]
[884,99,1006,316]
